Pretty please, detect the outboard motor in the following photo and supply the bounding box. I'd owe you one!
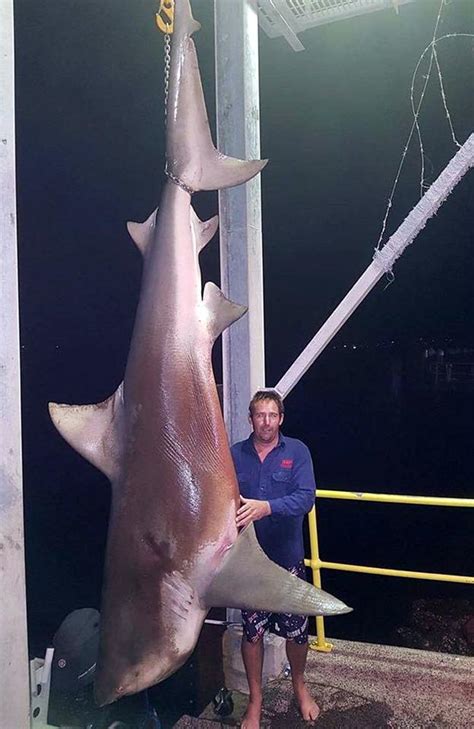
[31,608,160,729]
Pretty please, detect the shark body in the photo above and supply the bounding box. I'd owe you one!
[49,0,350,706]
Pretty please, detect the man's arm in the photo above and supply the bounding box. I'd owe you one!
[236,496,271,528]
[234,443,316,527]
[231,442,272,528]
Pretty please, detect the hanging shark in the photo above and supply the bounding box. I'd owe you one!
[49,0,350,706]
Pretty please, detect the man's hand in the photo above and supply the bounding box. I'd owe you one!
[236,496,271,529]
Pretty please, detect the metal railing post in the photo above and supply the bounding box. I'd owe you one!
[306,505,333,652]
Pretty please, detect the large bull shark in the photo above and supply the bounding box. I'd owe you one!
[49,0,350,706]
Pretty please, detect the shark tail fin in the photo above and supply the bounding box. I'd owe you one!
[48,384,124,481]
[127,209,158,256]
[203,281,247,342]
[204,524,352,617]
[190,208,219,253]
[197,154,268,192]
[167,29,268,193]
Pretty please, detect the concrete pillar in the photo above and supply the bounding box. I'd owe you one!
[215,0,266,447]
[0,0,31,725]
[214,0,286,679]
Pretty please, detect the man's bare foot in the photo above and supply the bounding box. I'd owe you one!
[294,683,320,722]
[240,697,262,729]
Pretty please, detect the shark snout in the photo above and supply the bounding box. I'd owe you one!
[94,672,126,707]
[94,648,192,707]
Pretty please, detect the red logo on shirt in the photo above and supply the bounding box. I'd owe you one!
[281,459,293,469]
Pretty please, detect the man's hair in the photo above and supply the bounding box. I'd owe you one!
[249,389,285,417]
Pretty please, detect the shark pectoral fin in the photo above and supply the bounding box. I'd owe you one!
[190,208,219,253]
[203,282,247,342]
[48,384,124,481]
[204,524,352,617]
[127,209,158,256]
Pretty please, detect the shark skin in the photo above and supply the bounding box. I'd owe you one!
[49,0,351,707]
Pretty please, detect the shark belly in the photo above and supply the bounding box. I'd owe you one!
[94,322,239,703]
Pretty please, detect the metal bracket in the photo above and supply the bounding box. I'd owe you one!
[30,648,57,728]
[156,0,174,34]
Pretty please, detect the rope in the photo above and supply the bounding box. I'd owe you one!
[375,0,474,257]
[373,135,474,274]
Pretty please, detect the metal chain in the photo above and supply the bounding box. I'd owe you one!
[164,166,195,195]
[161,1,193,195]
[163,32,171,125]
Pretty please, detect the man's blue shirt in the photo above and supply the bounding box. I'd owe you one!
[231,433,316,569]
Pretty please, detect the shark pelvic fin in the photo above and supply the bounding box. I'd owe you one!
[126,209,158,256]
[203,282,247,342]
[204,524,352,617]
[190,208,219,253]
[48,384,124,481]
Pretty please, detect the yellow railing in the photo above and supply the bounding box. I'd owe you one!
[304,489,474,652]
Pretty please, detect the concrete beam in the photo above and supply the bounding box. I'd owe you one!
[215,0,266,444]
[0,1,31,726]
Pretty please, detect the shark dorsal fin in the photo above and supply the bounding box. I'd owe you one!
[126,209,158,256]
[190,208,218,253]
[204,524,352,617]
[48,384,124,482]
[203,282,247,342]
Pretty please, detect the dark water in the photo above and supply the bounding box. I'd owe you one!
[14,0,473,650]
[22,342,473,725]
[283,342,474,645]
[14,0,473,722]
[24,342,473,646]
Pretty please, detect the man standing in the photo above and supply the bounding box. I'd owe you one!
[231,389,319,728]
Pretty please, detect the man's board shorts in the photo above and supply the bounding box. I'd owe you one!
[241,560,309,645]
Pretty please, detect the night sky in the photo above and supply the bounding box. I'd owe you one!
[14,0,473,651]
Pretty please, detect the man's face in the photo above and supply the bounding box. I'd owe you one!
[249,398,284,445]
